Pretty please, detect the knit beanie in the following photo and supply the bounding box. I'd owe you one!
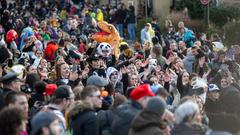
[146,96,166,116]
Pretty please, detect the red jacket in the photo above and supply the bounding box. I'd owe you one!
[44,41,59,62]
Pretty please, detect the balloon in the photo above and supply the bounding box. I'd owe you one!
[6,29,18,43]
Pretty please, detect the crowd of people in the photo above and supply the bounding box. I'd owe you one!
[0,0,240,135]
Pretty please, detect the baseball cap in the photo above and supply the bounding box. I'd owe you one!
[86,75,108,87]
[31,112,58,135]
[146,97,166,116]
[208,84,220,92]
[130,84,154,101]
[54,85,70,99]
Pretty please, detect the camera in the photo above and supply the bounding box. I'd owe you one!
[21,84,32,94]
[72,64,81,74]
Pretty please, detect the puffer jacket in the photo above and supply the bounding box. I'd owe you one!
[68,101,99,135]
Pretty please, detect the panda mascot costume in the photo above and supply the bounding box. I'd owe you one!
[96,42,116,67]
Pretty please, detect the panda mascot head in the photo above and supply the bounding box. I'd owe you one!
[97,42,112,58]
[148,58,157,71]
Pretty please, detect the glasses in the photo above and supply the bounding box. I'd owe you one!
[131,78,138,81]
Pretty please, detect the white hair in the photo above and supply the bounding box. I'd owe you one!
[174,101,199,124]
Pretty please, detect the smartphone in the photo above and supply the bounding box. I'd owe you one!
[72,64,78,72]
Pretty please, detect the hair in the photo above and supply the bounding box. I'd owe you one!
[189,73,198,81]
[72,87,83,100]
[156,87,170,98]
[34,81,46,94]
[0,107,25,135]
[4,91,26,106]
[81,85,99,100]
[58,38,65,47]
[174,101,199,124]
[113,93,127,108]
[26,65,35,72]
[55,63,67,80]
[25,73,40,90]
[177,71,189,88]
[104,82,114,95]
[37,66,48,77]
[152,46,162,56]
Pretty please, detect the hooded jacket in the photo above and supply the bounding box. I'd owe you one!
[106,67,123,93]
[68,101,99,135]
[129,110,165,135]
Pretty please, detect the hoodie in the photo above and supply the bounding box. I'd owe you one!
[106,67,123,93]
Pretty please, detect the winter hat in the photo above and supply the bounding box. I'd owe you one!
[174,101,199,124]
[31,112,58,135]
[208,84,220,92]
[130,84,154,101]
[54,85,70,99]
[44,84,58,96]
[86,75,108,87]
[106,67,118,79]
[146,96,166,116]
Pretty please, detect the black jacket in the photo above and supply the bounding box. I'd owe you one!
[0,88,12,110]
[69,102,99,135]
[205,98,220,114]
[129,110,165,135]
[111,101,142,135]
[171,122,208,135]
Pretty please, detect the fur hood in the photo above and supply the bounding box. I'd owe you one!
[68,100,93,118]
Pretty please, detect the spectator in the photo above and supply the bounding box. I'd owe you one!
[126,5,136,41]
[68,85,102,135]
[0,72,22,110]
[205,84,221,113]
[140,23,151,44]
[31,111,61,135]
[129,96,167,135]
[111,84,154,135]
[45,85,73,134]
[0,107,27,135]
